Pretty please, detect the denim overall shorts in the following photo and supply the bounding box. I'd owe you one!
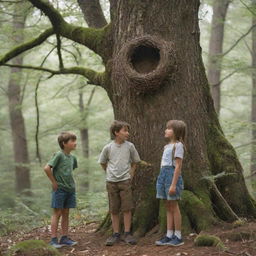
[156,166,184,200]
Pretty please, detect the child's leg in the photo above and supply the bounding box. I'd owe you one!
[61,208,69,236]
[172,201,181,232]
[123,210,131,233]
[51,208,62,238]
[168,200,182,241]
[165,200,174,231]
[111,213,120,233]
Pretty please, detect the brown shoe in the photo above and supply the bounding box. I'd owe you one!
[105,233,120,246]
[123,232,137,245]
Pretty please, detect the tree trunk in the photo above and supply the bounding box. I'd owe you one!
[99,0,256,236]
[7,1,31,194]
[207,0,231,114]
[79,92,90,158]
[251,0,256,192]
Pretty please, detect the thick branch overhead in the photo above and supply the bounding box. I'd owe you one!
[3,63,105,87]
[0,28,54,65]
[28,0,106,56]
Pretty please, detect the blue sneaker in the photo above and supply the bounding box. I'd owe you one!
[155,236,173,246]
[59,236,78,246]
[49,237,63,249]
[168,235,184,246]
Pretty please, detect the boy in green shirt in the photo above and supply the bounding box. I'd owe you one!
[44,131,78,248]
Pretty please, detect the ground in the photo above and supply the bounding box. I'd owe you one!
[1,221,256,256]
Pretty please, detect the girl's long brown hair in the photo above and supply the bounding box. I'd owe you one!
[166,120,187,148]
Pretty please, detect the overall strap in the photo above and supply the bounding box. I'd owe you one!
[171,143,176,168]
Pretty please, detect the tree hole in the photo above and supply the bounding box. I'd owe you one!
[130,45,160,74]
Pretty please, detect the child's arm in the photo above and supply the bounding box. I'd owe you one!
[98,145,109,171]
[100,163,107,171]
[129,144,141,179]
[44,165,58,191]
[169,158,182,195]
[130,162,137,180]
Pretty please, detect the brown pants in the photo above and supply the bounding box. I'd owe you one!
[106,179,133,214]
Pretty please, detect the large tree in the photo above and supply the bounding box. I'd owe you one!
[1,0,256,235]
[7,0,31,194]
[207,0,231,114]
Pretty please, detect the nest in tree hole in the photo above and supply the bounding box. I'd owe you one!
[112,35,176,94]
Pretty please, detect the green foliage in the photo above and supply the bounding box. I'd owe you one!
[194,234,225,249]
[7,240,60,256]
[180,190,216,232]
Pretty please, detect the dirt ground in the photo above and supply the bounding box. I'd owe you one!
[1,221,256,256]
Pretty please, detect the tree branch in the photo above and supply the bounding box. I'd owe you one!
[77,0,108,28]
[35,47,56,164]
[0,28,54,65]
[240,0,256,17]
[28,0,107,56]
[3,63,105,87]
[212,66,251,87]
[222,24,256,56]
[56,34,64,69]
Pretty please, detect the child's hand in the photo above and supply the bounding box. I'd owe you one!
[169,185,176,195]
[52,182,58,191]
[139,160,152,167]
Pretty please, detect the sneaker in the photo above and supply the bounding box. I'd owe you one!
[59,236,78,246]
[105,233,120,246]
[123,232,137,245]
[155,236,173,246]
[50,237,63,249]
[168,235,184,246]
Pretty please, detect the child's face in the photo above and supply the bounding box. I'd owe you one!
[165,127,174,140]
[115,127,129,141]
[63,139,77,151]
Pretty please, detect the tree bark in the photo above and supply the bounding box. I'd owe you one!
[207,0,231,114]
[77,0,107,28]
[100,0,255,235]
[251,0,256,191]
[7,1,31,194]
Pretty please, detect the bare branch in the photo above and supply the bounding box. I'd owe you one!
[0,28,54,65]
[34,46,56,163]
[2,63,105,87]
[244,40,253,56]
[240,0,256,17]
[56,34,64,69]
[212,66,251,87]
[86,86,96,108]
[222,24,256,56]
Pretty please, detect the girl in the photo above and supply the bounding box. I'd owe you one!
[155,120,186,246]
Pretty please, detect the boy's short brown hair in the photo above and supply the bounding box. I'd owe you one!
[110,120,130,138]
[58,131,77,149]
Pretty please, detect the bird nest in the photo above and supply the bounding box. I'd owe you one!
[112,35,176,94]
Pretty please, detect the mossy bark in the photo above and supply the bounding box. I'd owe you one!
[7,240,60,256]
